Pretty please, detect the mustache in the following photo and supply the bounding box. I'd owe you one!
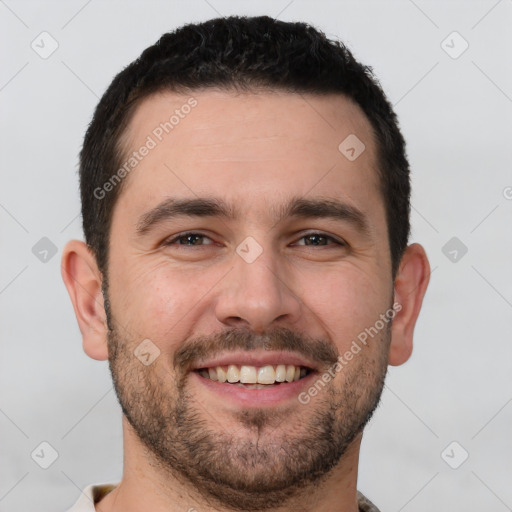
[173,326,339,373]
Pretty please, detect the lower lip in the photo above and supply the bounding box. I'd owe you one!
[191,370,317,407]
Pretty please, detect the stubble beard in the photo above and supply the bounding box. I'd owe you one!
[104,289,390,510]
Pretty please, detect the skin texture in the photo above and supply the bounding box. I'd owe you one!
[62,89,430,512]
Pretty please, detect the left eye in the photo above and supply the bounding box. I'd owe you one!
[294,233,345,247]
[163,232,344,248]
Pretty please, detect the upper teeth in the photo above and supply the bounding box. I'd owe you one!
[199,364,307,384]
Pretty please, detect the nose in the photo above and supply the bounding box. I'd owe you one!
[214,241,303,334]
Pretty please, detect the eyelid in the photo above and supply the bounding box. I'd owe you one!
[163,231,215,246]
[292,230,347,247]
[163,230,347,248]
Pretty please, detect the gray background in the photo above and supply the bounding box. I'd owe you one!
[1,1,511,511]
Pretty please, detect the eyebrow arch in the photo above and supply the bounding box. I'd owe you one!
[136,195,372,238]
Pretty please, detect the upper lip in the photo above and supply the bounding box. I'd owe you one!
[190,351,319,372]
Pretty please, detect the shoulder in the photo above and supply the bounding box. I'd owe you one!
[65,482,119,512]
[357,491,381,512]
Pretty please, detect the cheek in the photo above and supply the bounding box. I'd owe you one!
[303,265,390,348]
[114,261,216,344]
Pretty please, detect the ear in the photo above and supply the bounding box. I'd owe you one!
[388,243,430,366]
[61,240,109,361]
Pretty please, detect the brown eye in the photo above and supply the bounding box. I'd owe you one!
[164,232,214,247]
[294,232,346,247]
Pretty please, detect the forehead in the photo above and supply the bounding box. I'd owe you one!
[116,88,383,231]
[123,88,376,162]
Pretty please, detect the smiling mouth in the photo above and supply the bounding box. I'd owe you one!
[194,364,312,388]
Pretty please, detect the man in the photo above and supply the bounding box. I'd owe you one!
[62,15,430,512]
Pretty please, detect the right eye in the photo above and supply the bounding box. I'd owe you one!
[163,232,216,247]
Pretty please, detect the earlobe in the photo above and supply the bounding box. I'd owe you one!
[388,243,430,366]
[61,240,109,361]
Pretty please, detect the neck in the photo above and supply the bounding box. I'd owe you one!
[95,417,362,512]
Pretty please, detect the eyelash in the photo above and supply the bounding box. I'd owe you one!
[163,231,346,248]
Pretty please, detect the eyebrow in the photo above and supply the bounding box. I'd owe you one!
[136,196,372,238]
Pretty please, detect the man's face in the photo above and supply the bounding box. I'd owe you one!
[105,90,394,509]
